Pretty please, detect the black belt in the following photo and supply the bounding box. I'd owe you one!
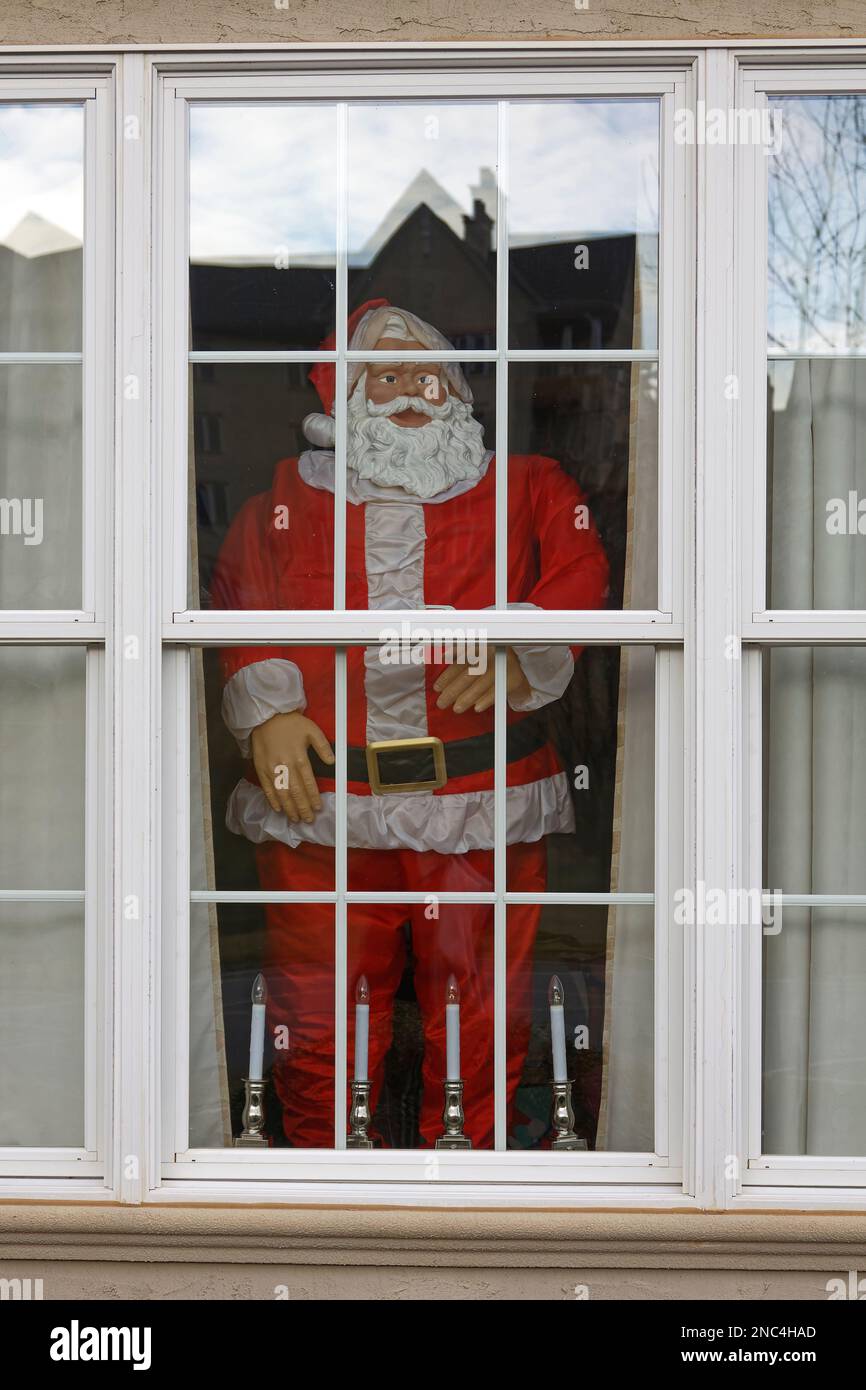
[307,708,550,793]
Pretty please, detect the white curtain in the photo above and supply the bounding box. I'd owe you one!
[0,235,85,1144]
[0,648,86,1146]
[763,358,866,1155]
[597,351,658,1152]
[187,357,231,1148]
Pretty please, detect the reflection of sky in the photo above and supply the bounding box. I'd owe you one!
[347,104,498,250]
[189,100,659,264]
[0,105,83,243]
[769,97,866,352]
[509,101,659,238]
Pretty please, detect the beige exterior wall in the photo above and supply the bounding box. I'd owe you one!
[1,0,865,1300]
[0,0,864,46]
[2,1206,866,1299]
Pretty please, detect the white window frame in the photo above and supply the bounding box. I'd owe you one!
[733,60,866,1202]
[0,68,114,1189]
[2,40,866,1212]
[154,57,690,1201]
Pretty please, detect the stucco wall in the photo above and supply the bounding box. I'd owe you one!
[0,0,864,47]
[2,1206,866,1299]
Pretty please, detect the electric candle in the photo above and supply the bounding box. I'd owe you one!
[354,975,370,1082]
[548,975,568,1083]
[446,974,461,1081]
[248,973,267,1082]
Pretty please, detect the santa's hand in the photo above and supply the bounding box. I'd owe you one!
[250,711,335,824]
[433,647,531,715]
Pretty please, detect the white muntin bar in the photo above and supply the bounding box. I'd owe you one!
[186,348,657,364]
[334,649,348,1149]
[165,611,677,642]
[0,352,83,363]
[767,349,866,359]
[187,891,658,907]
[332,100,350,1151]
[190,890,338,904]
[0,890,87,903]
[505,892,655,905]
[492,99,511,1154]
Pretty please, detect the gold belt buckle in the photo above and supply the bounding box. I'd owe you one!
[366,735,447,795]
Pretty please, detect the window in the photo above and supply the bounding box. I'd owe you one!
[738,68,866,1195]
[160,65,688,1189]
[3,44,866,1210]
[0,79,111,1180]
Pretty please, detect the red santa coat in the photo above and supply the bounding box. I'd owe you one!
[213,447,609,857]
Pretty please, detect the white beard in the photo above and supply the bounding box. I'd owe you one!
[346,381,487,500]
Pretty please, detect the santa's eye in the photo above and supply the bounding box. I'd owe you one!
[417,374,437,386]
[379,373,398,384]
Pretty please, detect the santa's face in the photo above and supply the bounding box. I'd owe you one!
[364,337,447,428]
[347,339,487,500]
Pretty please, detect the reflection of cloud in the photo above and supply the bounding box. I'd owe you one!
[509,102,659,238]
[189,99,659,264]
[0,105,83,243]
[190,105,339,261]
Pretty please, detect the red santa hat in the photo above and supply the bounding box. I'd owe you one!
[302,298,473,449]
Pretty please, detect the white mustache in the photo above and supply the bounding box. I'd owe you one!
[366,394,452,420]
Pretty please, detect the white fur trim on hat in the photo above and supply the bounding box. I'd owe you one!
[301,412,337,449]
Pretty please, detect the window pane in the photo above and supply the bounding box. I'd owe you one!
[508,361,657,610]
[0,104,83,352]
[0,646,85,890]
[508,100,659,350]
[769,96,866,355]
[764,647,866,895]
[192,362,332,611]
[507,645,655,894]
[345,355,495,610]
[188,902,335,1150]
[767,97,866,610]
[345,904,492,1150]
[192,647,335,891]
[767,359,866,609]
[508,904,653,1152]
[764,905,866,1157]
[762,646,866,1155]
[0,903,84,1147]
[347,103,498,346]
[189,105,338,351]
[0,364,81,608]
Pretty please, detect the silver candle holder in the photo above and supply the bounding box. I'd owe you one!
[234,1077,269,1147]
[435,1078,472,1149]
[550,1078,587,1151]
[347,1078,374,1148]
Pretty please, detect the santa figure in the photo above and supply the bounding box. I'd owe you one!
[213,299,609,1148]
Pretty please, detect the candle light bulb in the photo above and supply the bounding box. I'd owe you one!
[356,974,370,1005]
[252,972,267,1005]
[548,975,564,1008]
[446,974,460,1005]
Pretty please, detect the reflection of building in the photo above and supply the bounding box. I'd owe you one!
[0,216,83,608]
[189,170,648,602]
[0,213,82,350]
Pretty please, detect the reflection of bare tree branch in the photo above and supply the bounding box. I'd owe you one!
[769,96,866,350]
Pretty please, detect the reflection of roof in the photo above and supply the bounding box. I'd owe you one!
[359,169,466,260]
[0,212,81,258]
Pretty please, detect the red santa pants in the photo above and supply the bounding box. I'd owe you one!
[255,837,546,1148]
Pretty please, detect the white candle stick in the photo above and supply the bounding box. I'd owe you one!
[446,974,461,1081]
[548,975,568,1083]
[248,973,267,1082]
[354,975,370,1082]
